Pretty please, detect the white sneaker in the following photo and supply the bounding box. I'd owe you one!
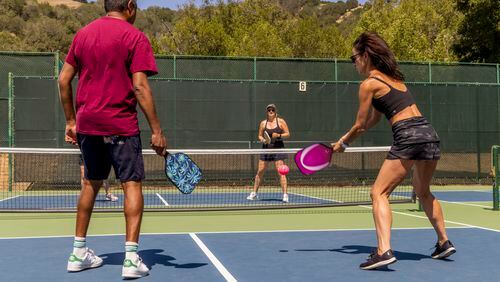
[246,192,258,200]
[282,193,289,203]
[122,255,150,279]
[105,193,119,202]
[67,248,103,272]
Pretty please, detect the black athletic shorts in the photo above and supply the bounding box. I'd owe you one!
[77,134,145,181]
[387,117,441,160]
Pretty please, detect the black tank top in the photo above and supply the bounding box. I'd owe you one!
[370,77,416,120]
[263,118,284,149]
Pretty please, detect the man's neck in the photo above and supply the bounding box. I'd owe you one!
[106,12,127,21]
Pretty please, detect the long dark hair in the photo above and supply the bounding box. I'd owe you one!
[353,32,405,81]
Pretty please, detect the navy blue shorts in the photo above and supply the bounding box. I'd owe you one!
[77,134,145,182]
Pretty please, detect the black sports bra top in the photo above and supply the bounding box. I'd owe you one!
[265,118,284,145]
[370,77,416,120]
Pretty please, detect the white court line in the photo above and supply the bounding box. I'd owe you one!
[432,190,491,193]
[300,190,498,231]
[0,226,473,240]
[289,192,341,203]
[440,200,492,209]
[359,205,500,233]
[189,233,237,282]
[0,195,21,202]
[155,193,169,206]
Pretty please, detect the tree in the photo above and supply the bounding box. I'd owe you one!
[23,16,72,52]
[284,16,347,58]
[453,0,500,63]
[350,0,461,61]
[0,31,28,51]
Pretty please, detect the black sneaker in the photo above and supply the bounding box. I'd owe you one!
[360,249,397,270]
[431,240,456,259]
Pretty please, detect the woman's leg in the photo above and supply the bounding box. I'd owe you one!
[371,159,414,254]
[252,160,267,193]
[274,160,288,194]
[412,160,448,244]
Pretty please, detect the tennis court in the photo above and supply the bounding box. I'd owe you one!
[1,52,499,281]
[1,147,500,280]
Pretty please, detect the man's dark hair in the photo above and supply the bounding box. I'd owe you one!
[104,0,136,13]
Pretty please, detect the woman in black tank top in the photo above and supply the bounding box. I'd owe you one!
[246,104,291,203]
[330,32,455,270]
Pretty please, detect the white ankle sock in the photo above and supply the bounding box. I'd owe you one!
[73,236,86,257]
[125,242,139,260]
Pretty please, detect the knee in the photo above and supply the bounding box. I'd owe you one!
[370,186,390,201]
[416,190,433,201]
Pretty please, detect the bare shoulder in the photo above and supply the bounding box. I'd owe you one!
[360,77,387,95]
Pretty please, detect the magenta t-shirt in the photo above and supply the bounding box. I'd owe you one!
[66,17,158,136]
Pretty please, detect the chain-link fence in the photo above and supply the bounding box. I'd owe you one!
[1,53,499,184]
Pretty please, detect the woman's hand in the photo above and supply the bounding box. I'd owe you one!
[272,133,281,139]
[331,142,346,153]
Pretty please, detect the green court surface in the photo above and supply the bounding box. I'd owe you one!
[0,185,498,238]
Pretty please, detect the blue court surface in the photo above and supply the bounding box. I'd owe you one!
[394,190,492,202]
[0,192,335,210]
[0,190,488,210]
[1,227,499,281]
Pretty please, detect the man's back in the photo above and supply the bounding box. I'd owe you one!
[66,16,157,136]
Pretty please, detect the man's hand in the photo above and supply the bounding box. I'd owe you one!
[151,131,167,156]
[65,121,77,145]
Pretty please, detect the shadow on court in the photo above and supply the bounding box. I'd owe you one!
[328,245,430,261]
[100,249,208,269]
[291,245,431,271]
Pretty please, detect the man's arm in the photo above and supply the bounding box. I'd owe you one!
[58,62,78,145]
[133,72,167,156]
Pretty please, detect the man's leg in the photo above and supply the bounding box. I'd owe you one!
[122,181,143,242]
[75,179,102,237]
[110,135,149,278]
[68,135,109,272]
[68,180,105,272]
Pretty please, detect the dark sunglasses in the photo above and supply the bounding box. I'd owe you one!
[267,109,275,112]
[350,53,360,63]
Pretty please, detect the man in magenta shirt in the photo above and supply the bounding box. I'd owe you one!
[58,0,166,278]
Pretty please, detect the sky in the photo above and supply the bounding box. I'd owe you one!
[137,0,369,10]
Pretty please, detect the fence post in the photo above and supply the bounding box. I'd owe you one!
[497,64,499,84]
[253,57,257,80]
[54,51,60,76]
[492,146,499,211]
[173,55,177,79]
[428,62,432,83]
[334,58,338,82]
[7,72,14,192]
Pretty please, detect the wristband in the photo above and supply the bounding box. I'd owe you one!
[339,139,349,149]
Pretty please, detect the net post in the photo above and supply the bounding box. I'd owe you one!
[492,145,499,211]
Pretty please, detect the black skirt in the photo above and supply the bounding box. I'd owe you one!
[260,140,287,161]
[387,116,440,160]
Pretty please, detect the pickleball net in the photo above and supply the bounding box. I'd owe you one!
[0,147,414,211]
